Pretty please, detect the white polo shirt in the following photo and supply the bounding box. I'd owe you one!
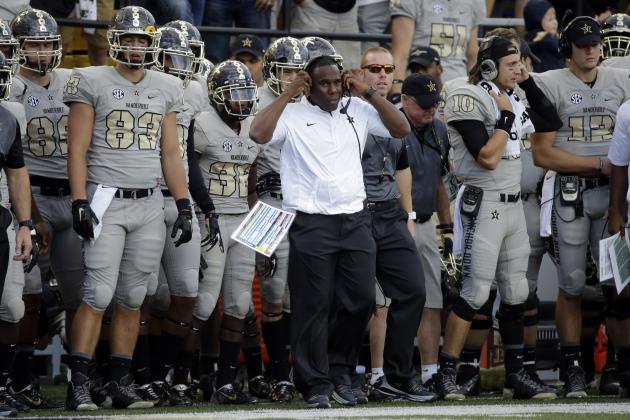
[270,96,393,214]
[609,100,630,221]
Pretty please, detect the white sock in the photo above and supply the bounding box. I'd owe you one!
[421,364,438,384]
[370,367,384,385]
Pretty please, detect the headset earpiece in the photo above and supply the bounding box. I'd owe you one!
[480,58,498,81]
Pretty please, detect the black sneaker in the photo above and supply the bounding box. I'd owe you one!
[0,402,15,417]
[270,381,294,403]
[306,394,331,409]
[457,364,481,396]
[66,374,98,411]
[331,384,357,406]
[107,375,154,409]
[169,384,192,407]
[564,365,588,398]
[198,374,215,402]
[248,375,270,399]
[524,367,561,396]
[599,367,620,396]
[134,383,162,406]
[374,377,437,402]
[503,369,557,400]
[9,384,64,409]
[0,388,27,413]
[436,368,466,401]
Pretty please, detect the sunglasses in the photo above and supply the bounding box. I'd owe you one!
[362,64,396,74]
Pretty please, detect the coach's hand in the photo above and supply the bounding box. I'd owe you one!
[72,199,99,240]
[436,223,454,256]
[172,199,193,247]
[285,70,311,98]
[342,69,370,97]
[201,212,224,252]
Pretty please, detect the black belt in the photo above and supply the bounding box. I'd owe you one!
[415,214,432,224]
[114,188,154,199]
[579,176,609,190]
[365,199,398,212]
[30,175,71,196]
[162,189,172,197]
[499,192,521,203]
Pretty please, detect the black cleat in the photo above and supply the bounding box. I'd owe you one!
[134,383,163,406]
[524,366,561,396]
[248,375,270,399]
[374,377,437,402]
[10,384,63,409]
[66,374,98,411]
[270,381,294,403]
[503,369,557,400]
[457,364,481,396]
[0,388,27,413]
[564,365,588,398]
[599,367,620,396]
[211,383,257,404]
[436,368,466,401]
[169,384,192,407]
[306,394,331,409]
[331,384,357,406]
[107,375,153,409]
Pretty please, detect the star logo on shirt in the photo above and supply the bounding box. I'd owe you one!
[491,209,500,220]
[427,81,437,92]
[242,37,253,47]
[581,24,592,34]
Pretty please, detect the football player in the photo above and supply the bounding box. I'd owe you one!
[64,6,192,410]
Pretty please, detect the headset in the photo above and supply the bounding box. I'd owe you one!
[558,14,601,58]
[478,36,499,81]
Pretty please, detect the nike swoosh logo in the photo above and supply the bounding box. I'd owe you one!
[248,146,256,150]
[604,98,612,101]
[306,123,316,127]
[148,95,158,99]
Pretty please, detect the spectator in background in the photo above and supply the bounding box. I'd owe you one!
[524,0,563,73]
[230,34,265,87]
[407,46,443,91]
[154,0,193,24]
[202,0,273,64]
[58,0,114,66]
[357,0,390,53]
[390,0,486,96]
[190,0,204,26]
[291,0,361,69]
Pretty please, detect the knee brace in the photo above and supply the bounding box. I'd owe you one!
[0,297,25,323]
[452,296,477,322]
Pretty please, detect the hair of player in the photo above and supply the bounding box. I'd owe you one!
[306,55,342,79]
[360,46,392,66]
[485,27,520,44]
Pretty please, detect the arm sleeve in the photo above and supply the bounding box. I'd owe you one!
[5,124,25,169]
[609,102,630,166]
[448,119,489,160]
[518,76,562,132]
[395,140,409,170]
[186,120,215,213]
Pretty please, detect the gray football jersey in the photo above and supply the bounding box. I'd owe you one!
[445,83,521,191]
[194,106,259,214]
[390,0,486,82]
[256,83,281,177]
[600,56,630,69]
[0,101,25,206]
[12,69,71,179]
[533,67,630,157]
[63,66,183,189]
[193,73,210,104]
[513,84,543,194]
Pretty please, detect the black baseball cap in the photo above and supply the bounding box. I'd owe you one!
[408,46,440,69]
[520,40,541,64]
[402,73,442,107]
[230,34,265,57]
[565,17,602,47]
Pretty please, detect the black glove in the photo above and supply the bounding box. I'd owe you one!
[201,212,223,252]
[72,199,99,240]
[172,198,193,247]
[436,223,454,256]
[259,253,277,278]
[23,232,38,273]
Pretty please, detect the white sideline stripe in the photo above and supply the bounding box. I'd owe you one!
[31,402,630,419]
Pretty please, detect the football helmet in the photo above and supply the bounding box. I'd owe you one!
[440,252,462,308]
[198,58,214,80]
[301,36,343,68]
[164,20,205,74]
[208,60,258,120]
[153,27,195,87]
[0,19,19,75]
[0,51,12,101]
[262,37,307,96]
[107,6,160,67]
[601,13,630,59]
[10,9,62,75]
